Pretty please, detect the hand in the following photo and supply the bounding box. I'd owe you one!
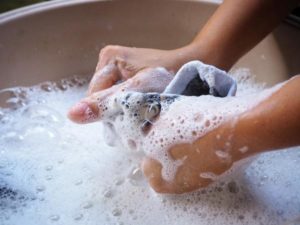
[87,45,193,95]
[142,113,235,194]
[142,131,234,194]
[68,44,195,123]
[86,89,239,194]
[69,85,239,194]
[68,68,173,123]
[142,75,300,194]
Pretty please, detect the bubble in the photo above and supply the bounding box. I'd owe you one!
[81,201,93,209]
[36,185,46,192]
[260,175,269,182]
[205,120,210,127]
[239,146,249,154]
[127,139,137,150]
[103,189,114,198]
[0,130,24,143]
[40,82,56,92]
[45,165,53,171]
[75,180,83,186]
[73,213,83,221]
[114,178,124,186]
[215,150,230,160]
[49,214,60,222]
[0,113,12,125]
[22,105,64,126]
[112,208,122,217]
[0,73,294,225]
[238,215,244,220]
[22,123,59,144]
[227,181,239,194]
[199,172,218,181]
[45,175,53,181]
[56,81,68,91]
[0,88,27,109]
[128,167,144,186]
[258,159,264,164]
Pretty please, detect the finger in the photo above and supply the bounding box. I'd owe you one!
[125,67,173,93]
[88,63,121,95]
[68,86,116,124]
[142,158,176,193]
[68,68,173,124]
[68,72,145,124]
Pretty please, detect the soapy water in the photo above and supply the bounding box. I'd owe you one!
[0,71,299,225]
[92,67,279,181]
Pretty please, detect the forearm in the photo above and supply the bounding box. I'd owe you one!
[230,75,300,161]
[175,0,298,71]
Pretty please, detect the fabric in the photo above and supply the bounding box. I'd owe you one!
[163,61,237,97]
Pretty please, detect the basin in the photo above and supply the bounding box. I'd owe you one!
[0,0,300,89]
[0,1,300,225]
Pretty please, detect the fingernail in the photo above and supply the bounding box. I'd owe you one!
[69,102,97,123]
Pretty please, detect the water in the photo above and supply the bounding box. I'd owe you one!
[0,71,299,225]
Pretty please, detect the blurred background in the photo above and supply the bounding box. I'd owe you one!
[0,0,299,28]
[0,0,49,13]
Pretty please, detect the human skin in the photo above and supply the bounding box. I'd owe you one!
[143,75,300,193]
[69,74,300,194]
[86,0,299,95]
[68,0,300,193]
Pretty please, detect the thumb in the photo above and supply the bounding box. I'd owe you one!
[67,97,100,124]
[68,87,115,124]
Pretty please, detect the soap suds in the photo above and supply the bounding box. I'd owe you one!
[96,67,283,181]
[0,70,299,225]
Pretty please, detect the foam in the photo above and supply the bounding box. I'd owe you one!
[97,68,283,181]
[0,70,299,225]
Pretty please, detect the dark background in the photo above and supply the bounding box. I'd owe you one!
[0,0,49,13]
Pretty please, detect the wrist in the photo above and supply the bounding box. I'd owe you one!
[171,40,235,72]
[211,114,254,164]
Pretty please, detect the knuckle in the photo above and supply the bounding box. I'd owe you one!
[99,45,122,57]
[150,175,168,193]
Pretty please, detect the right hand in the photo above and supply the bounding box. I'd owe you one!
[68,67,173,124]
[87,45,191,95]
[68,45,193,123]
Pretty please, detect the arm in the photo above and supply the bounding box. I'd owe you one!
[229,75,300,161]
[143,75,300,194]
[184,0,299,70]
[69,0,298,122]
[85,0,298,96]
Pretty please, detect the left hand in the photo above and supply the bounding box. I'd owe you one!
[69,86,239,194]
[142,111,235,194]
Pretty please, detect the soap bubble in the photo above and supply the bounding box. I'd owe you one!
[22,104,64,127]
[128,167,145,186]
[0,130,24,144]
[0,74,298,225]
[22,123,60,145]
[49,214,60,222]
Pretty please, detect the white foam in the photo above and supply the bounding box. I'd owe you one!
[0,71,299,225]
[98,68,284,181]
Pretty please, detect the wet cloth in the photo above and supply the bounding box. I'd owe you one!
[164,61,237,97]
